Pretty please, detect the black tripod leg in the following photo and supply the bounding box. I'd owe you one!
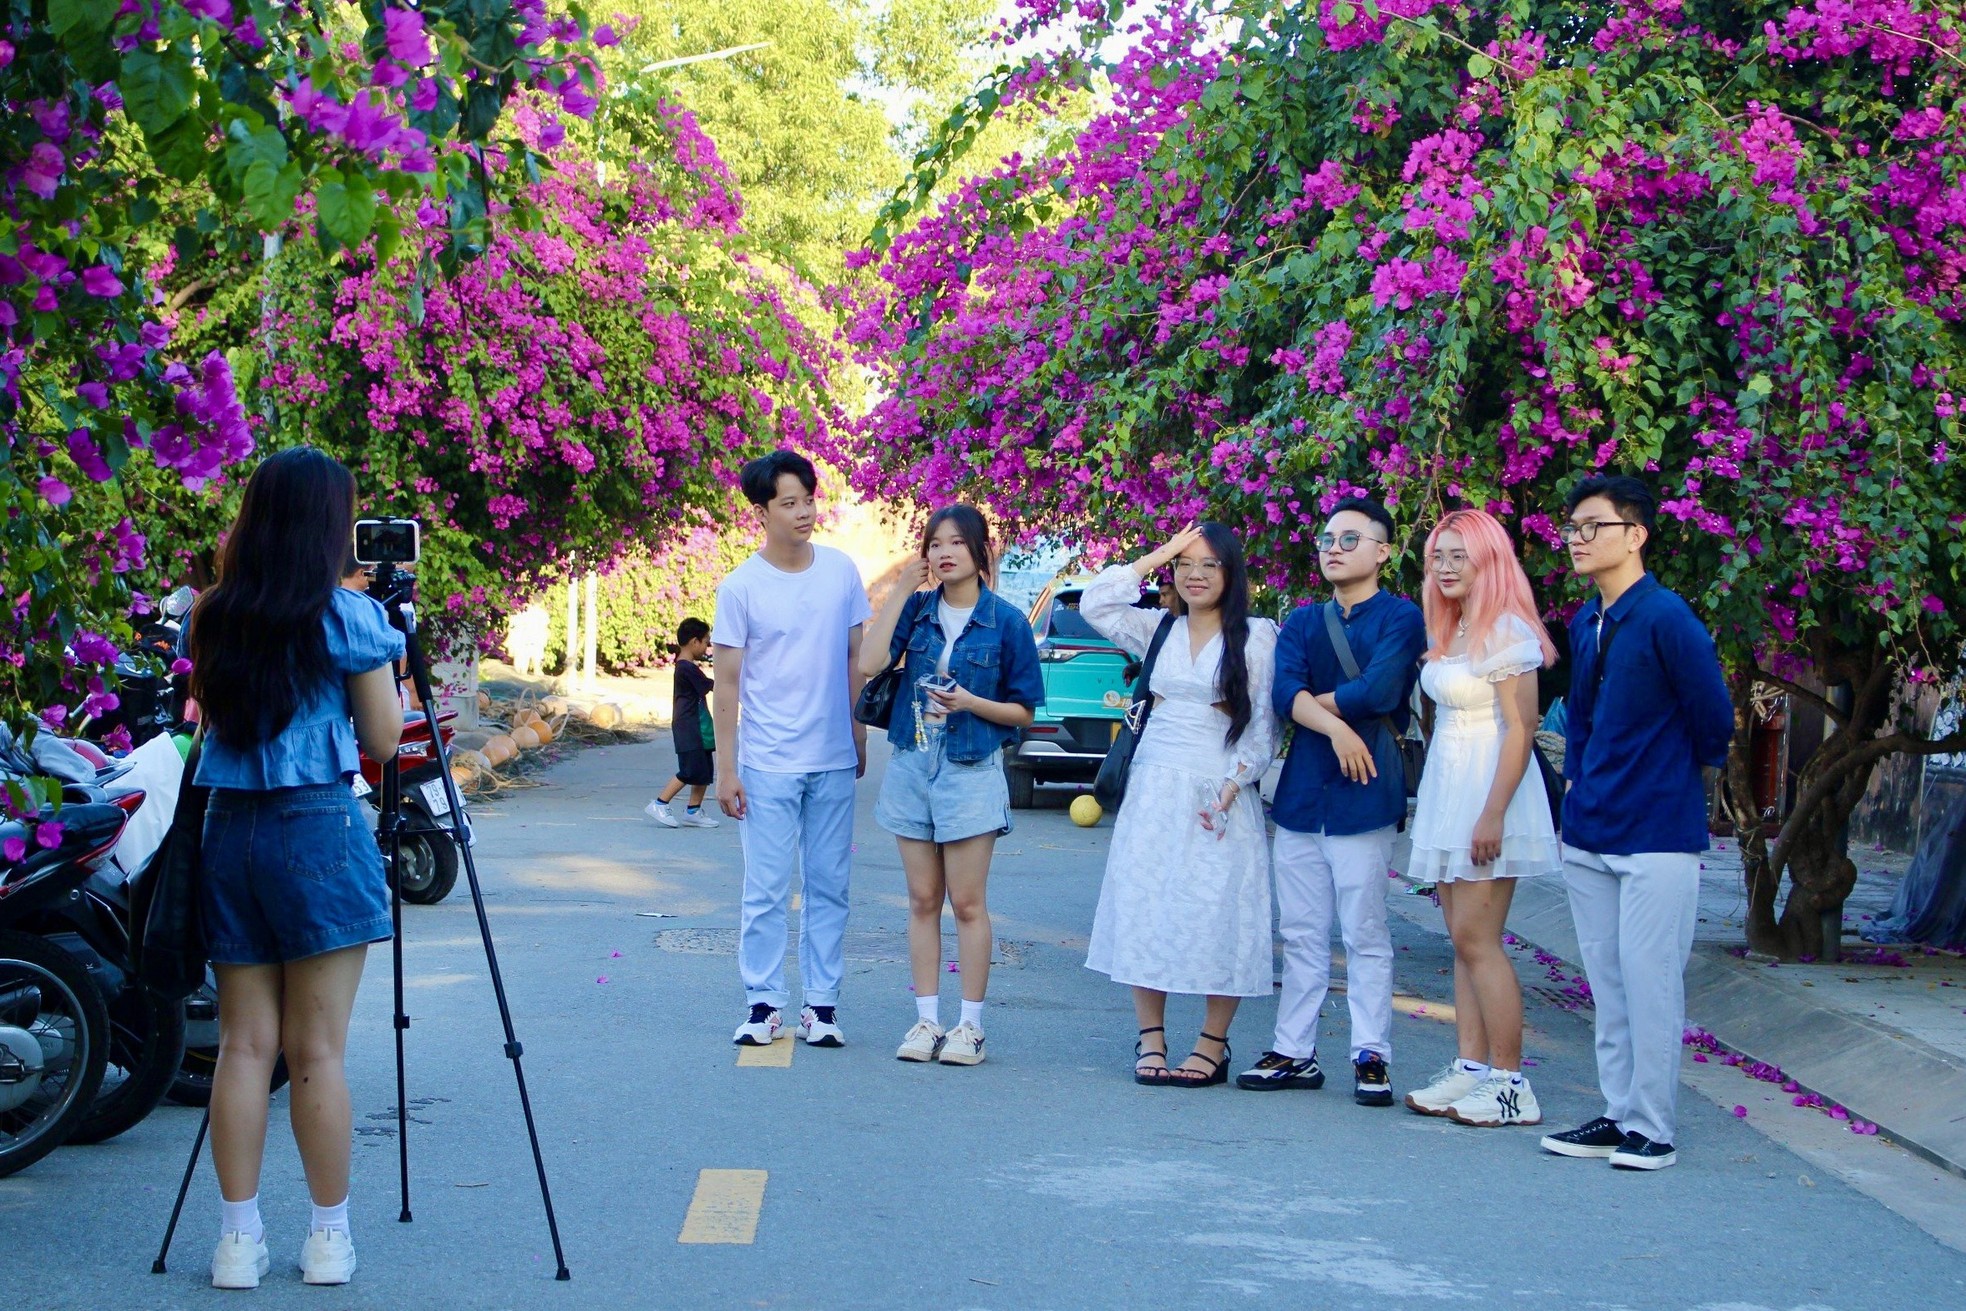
[385,756,413,1223]
[399,631,571,1280]
[152,1108,210,1274]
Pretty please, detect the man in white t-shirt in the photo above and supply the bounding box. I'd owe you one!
[712,450,872,1048]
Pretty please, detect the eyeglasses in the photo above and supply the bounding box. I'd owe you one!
[1315,531,1386,553]
[1428,550,1470,572]
[1173,558,1223,576]
[1559,519,1636,544]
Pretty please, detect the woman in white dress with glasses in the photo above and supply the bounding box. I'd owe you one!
[1402,508,1561,1127]
[1080,524,1280,1087]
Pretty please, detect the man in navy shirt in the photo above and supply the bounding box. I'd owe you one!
[1237,498,1426,1105]
[1540,476,1733,1171]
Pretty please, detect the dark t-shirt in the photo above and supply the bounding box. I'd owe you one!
[671,659,713,753]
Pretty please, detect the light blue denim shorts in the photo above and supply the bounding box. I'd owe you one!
[875,736,1012,844]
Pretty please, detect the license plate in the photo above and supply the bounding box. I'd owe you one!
[350,776,372,798]
[419,778,455,815]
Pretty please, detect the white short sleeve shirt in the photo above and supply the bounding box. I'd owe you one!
[712,545,872,773]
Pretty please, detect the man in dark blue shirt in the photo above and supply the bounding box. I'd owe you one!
[1236,498,1426,1106]
[1539,476,1733,1173]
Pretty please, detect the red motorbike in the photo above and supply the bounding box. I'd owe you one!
[353,709,467,905]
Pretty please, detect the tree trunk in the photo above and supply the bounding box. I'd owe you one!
[1722,668,1783,953]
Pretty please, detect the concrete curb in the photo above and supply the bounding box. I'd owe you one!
[1495,876,1966,1179]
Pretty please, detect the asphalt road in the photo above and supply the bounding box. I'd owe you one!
[5,737,1964,1310]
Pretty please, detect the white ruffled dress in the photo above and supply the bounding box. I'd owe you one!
[1407,614,1562,884]
[1078,566,1281,997]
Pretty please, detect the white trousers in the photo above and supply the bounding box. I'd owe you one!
[1561,845,1700,1146]
[1271,826,1397,1062]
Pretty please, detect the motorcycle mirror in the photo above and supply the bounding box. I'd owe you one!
[162,585,197,619]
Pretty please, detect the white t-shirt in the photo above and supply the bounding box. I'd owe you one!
[934,600,975,676]
[712,545,872,773]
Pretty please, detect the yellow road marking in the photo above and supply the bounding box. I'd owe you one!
[735,1034,794,1067]
[678,1169,767,1244]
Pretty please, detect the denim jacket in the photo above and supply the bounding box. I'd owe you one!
[885,583,1045,764]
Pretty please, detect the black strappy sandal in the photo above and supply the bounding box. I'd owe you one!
[1168,1033,1231,1088]
[1134,1026,1171,1085]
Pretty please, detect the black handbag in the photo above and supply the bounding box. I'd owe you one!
[1093,614,1176,811]
[1323,602,1426,797]
[854,594,924,730]
[128,740,211,1001]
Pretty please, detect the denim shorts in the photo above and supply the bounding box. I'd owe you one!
[200,784,393,965]
[874,735,1012,844]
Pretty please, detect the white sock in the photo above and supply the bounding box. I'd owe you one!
[310,1196,350,1235]
[916,995,939,1026]
[960,999,984,1031]
[1492,1067,1522,1084]
[220,1194,263,1243]
[1455,1058,1490,1078]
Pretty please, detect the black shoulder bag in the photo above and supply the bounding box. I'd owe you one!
[1324,602,1426,797]
[128,739,211,1001]
[1093,614,1177,811]
[854,593,924,730]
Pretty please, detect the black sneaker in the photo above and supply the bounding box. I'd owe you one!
[1353,1054,1393,1106]
[1235,1050,1325,1091]
[1609,1132,1677,1171]
[1539,1116,1626,1158]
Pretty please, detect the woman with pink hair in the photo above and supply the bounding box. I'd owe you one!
[1402,508,1562,1128]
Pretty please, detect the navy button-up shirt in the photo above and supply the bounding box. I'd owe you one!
[885,584,1045,764]
[1270,590,1427,836]
[1563,574,1734,855]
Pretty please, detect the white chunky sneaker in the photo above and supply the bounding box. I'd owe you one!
[678,808,720,828]
[1447,1073,1542,1127]
[732,1003,782,1046]
[644,800,680,828]
[211,1231,270,1290]
[938,1021,986,1066]
[896,1019,945,1062]
[798,1006,845,1047]
[1404,1062,1486,1117]
[298,1227,357,1285]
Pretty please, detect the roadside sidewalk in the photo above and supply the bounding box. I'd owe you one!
[1388,836,1966,1180]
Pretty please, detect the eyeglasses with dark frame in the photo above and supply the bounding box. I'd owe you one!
[1559,519,1637,545]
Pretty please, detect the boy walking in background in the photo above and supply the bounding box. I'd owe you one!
[646,617,718,829]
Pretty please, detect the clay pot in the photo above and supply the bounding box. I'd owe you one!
[587,702,625,730]
[481,734,516,766]
[511,725,541,751]
[529,717,556,745]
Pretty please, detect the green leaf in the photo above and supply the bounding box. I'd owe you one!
[123,47,198,135]
[48,0,120,40]
[315,169,377,249]
[1467,52,1494,79]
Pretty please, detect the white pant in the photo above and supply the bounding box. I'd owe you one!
[1271,826,1396,1062]
[1561,846,1700,1146]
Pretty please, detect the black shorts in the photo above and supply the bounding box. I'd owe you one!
[674,748,714,787]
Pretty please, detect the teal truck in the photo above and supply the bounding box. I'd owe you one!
[1004,574,1162,808]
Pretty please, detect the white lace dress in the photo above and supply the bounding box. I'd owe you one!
[1407,614,1562,883]
[1079,566,1281,996]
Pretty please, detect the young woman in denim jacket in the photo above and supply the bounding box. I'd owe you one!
[187,448,405,1289]
[859,506,1044,1066]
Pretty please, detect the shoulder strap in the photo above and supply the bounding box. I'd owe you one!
[1590,609,1621,698]
[1324,601,1362,680]
[1137,613,1176,686]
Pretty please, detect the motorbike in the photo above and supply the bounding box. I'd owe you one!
[0,801,129,1177]
[356,708,467,905]
[77,585,197,751]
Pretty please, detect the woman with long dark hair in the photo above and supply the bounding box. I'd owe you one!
[1080,523,1280,1086]
[188,447,404,1289]
[860,505,1044,1065]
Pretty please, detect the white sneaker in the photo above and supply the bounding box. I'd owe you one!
[298,1226,357,1285]
[211,1231,270,1289]
[1404,1062,1486,1116]
[1447,1073,1543,1127]
[732,1004,782,1046]
[938,1021,986,1066]
[678,808,720,828]
[896,1019,944,1062]
[644,800,680,828]
[798,1006,845,1047]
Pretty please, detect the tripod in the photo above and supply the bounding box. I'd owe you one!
[153,562,571,1281]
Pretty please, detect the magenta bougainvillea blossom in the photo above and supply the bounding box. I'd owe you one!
[829,0,1965,957]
